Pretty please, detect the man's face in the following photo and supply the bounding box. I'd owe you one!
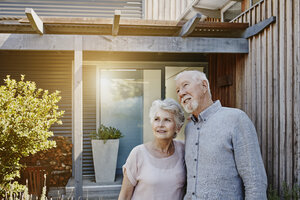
[175,73,204,114]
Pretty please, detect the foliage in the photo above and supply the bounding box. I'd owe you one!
[268,183,300,200]
[268,185,280,200]
[0,181,26,198]
[2,177,47,200]
[90,124,123,143]
[0,75,64,193]
[20,136,72,187]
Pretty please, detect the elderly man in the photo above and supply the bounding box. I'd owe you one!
[175,70,267,200]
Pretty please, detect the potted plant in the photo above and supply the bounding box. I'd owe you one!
[90,124,123,183]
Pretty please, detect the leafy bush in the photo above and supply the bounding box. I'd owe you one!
[90,124,123,143]
[20,136,72,187]
[3,176,47,200]
[0,75,64,194]
[268,183,300,200]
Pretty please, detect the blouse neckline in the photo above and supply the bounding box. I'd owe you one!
[142,140,178,160]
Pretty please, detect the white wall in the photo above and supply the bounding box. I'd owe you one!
[144,0,193,20]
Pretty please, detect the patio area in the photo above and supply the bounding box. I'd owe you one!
[48,175,122,200]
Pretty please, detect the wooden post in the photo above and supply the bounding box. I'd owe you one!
[179,13,202,37]
[25,8,44,35]
[112,10,121,36]
[73,35,83,199]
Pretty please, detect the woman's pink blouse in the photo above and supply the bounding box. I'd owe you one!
[123,140,186,200]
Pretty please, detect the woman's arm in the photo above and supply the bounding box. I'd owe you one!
[118,168,135,200]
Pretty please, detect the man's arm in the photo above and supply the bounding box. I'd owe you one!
[233,111,268,200]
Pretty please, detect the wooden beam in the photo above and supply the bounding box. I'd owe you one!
[73,35,83,199]
[192,6,221,18]
[0,34,249,53]
[83,36,249,53]
[19,17,179,26]
[243,16,276,38]
[25,8,43,35]
[19,16,248,29]
[179,13,202,37]
[112,10,121,36]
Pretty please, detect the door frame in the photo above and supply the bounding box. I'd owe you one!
[83,61,207,131]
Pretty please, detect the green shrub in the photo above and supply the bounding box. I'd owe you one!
[268,183,300,200]
[0,75,64,195]
[90,124,123,143]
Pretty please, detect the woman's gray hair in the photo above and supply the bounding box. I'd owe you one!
[175,70,211,97]
[149,98,185,131]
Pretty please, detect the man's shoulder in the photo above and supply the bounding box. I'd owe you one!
[218,107,253,127]
[218,106,246,117]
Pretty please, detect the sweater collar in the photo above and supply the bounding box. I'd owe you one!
[191,100,222,123]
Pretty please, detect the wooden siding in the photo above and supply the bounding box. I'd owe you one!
[227,0,299,191]
[82,66,97,175]
[145,0,193,20]
[209,54,236,108]
[0,0,142,19]
[0,51,73,139]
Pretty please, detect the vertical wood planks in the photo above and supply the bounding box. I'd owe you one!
[226,0,299,192]
[261,1,267,167]
[158,0,164,20]
[153,0,158,20]
[278,0,286,190]
[266,0,274,185]
[251,7,256,124]
[294,0,300,186]
[176,0,181,20]
[286,0,293,186]
[165,0,170,20]
[256,4,262,148]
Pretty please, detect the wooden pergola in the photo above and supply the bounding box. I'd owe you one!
[0,8,276,199]
[0,9,250,37]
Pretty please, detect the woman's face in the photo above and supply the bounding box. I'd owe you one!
[152,109,177,140]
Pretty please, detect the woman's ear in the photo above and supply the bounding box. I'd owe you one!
[173,132,177,138]
[176,126,182,134]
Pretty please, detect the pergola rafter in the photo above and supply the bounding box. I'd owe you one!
[0,8,249,38]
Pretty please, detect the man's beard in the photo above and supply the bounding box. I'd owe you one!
[181,97,198,113]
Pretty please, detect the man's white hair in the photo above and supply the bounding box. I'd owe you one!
[175,70,211,97]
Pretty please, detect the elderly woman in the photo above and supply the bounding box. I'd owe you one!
[118,98,186,200]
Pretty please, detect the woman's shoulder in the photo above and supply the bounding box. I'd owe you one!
[174,139,184,147]
[125,144,147,164]
[173,140,185,154]
[130,144,145,155]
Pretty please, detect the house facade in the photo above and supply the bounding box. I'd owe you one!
[0,0,299,198]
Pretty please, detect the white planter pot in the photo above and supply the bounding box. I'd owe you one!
[91,139,119,183]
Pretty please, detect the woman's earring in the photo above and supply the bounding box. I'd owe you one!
[173,132,177,138]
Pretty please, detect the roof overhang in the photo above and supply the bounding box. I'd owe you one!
[0,8,249,53]
[0,34,248,53]
[0,16,248,38]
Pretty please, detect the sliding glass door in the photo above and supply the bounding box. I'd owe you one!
[99,69,161,173]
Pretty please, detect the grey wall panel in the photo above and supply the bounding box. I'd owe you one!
[0,50,73,144]
[82,65,97,175]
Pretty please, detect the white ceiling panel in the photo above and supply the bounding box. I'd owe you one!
[195,0,230,10]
